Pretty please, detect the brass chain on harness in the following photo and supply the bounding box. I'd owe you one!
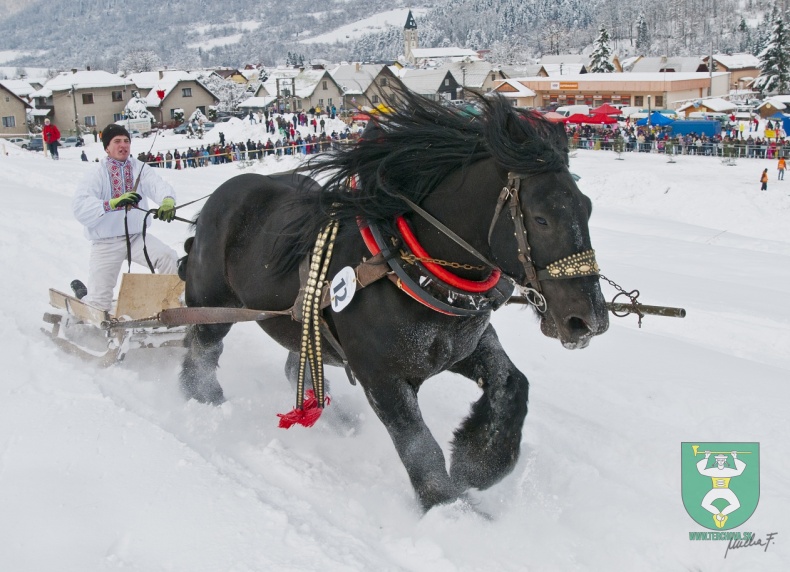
[296,219,339,409]
[599,273,645,327]
[399,250,487,271]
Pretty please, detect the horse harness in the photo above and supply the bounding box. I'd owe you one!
[154,172,602,418]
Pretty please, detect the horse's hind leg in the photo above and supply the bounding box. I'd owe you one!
[448,324,529,492]
[180,323,232,405]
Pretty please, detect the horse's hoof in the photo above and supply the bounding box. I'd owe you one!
[180,382,225,406]
[423,497,494,521]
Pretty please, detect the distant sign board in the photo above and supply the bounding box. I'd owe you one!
[551,82,579,90]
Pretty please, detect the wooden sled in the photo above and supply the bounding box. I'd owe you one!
[42,273,186,366]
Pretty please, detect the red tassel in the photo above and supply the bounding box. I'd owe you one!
[277,390,331,429]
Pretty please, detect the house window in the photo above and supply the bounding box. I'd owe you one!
[379,78,388,86]
[322,81,328,90]
[655,95,664,107]
[634,95,644,107]
[113,113,124,121]
[170,109,177,119]
[318,99,324,107]
[182,88,192,97]
[372,95,380,104]
[491,73,496,81]
[2,116,15,128]
[197,106,206,114]
[112,91,123,102]
[444,79,449,86]
[82,93,94,104]
[84,115,97,127]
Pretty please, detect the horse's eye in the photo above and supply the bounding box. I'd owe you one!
[535,216,548,226]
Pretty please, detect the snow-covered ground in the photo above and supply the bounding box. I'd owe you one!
[0,132,788,571]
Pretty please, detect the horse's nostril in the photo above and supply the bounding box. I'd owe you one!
[567,316,591,334]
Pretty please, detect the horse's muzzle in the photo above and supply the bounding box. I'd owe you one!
[540,281,609,349]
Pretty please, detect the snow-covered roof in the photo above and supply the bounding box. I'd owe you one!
[500,64,541,78]
[261,68,301,96]
[0,79,36,98]
[240,68,261,81]
[629,56,703,73]
[443,61,500,88]
[493,80,536,98]
[676,97,737,112]
[540,63,585,77]
[34,70,132,97]
[619,56,641,72]
[508,72,729,83]
[708,53,761,70]
[292,69,333,98]
[396,68,454,94]
[0,81,32,108]
[539,54,588,65]
[237,96,277,109]
[125,70,218,107]
[410,47,480,60]
[329,63,388,95]
[757,98,788,110]
[762,95,790,104]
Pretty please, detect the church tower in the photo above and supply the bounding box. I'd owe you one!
[404,9,418,64]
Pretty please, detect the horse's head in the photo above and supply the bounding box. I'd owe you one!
[489,167,609,349]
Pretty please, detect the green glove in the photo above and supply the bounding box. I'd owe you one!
[109,192,141,210]
[156,197,176,222]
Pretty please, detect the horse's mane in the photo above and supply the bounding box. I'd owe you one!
[272,87,570,274]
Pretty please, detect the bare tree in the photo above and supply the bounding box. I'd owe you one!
[119,50,162,74]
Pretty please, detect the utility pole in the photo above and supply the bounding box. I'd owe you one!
[70,84,80,137]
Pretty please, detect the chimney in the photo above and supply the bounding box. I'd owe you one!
[159,70,164,80]
[71,68,77,74]
[86,65,91,71]
[355,62,360,72]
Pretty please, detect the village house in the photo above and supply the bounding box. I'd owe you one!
[329,63,401,110]
[676,97,736,117]
[493,71,732,111]
[30,69,134,135]
[0,80,32,136]
[443,61,508,98]
[702,53,761,91]
[396,67,461,102]
[125,70,220,126]
[263,68,344,113]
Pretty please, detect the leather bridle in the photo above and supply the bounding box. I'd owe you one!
[400,171,600,313]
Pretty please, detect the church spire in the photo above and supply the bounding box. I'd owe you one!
[404,8,418,63]
[404,9,417,30]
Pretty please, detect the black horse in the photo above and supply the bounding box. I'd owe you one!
[180,89,609,511]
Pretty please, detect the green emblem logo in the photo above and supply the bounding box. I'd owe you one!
[682,442,760,530]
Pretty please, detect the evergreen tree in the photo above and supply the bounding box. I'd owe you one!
[589,25,614,73]
[636,13,650,53]
[754,12,790,94]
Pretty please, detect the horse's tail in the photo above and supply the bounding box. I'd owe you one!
[177,236,194,281]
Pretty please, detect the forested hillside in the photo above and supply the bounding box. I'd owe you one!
[0,0,781,71]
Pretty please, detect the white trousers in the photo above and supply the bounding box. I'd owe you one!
[84,233,178,311]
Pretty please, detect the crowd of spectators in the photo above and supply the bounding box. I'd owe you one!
[136,108,363,168]
[565,117,788,159]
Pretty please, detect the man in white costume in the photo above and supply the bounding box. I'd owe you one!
[72,124,178,312]
[696,451,747,528]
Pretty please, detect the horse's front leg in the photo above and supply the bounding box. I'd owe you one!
[361,379,461,511]
[448,324,529,492]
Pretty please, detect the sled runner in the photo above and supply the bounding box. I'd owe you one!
[42,273,186,366]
